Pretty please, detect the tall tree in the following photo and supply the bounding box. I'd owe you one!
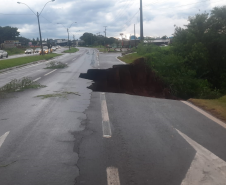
[0,26,20,44]
[173,6,226,89]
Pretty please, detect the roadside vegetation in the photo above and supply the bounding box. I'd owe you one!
[118,6,226,120]
[45,61,68,69]
[189,96,226,122]
[63,47,79,53]
[0,77,45,95]
[0,53,61,70]
[5,48,28,56]
[36,91,80,99]
[118,53,141,63]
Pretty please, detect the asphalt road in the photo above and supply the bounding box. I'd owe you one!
[0,48,226,185]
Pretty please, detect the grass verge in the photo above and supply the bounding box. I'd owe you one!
[5,48,28,56]
[118,53,142,64]
[189,96,226,122]
[0,53,61,70]
[63,47,79,53]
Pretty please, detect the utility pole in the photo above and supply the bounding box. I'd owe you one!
[140,0,144,41]
[67,28,70,50]
[134,24,136,48]
[104,26,107,52]
[37,12,43,55]
[17,1,55,55]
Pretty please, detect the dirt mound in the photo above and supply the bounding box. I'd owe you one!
[79,58,176,99]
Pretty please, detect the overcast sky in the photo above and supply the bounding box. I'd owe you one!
[0,0,225,40]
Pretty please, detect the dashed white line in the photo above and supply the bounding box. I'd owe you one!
[44,69,57,76]
[100,93,112,138]
[181,101,226,129]
[107,167,121,185]
[33,77,41,82]
[0,132,10,148]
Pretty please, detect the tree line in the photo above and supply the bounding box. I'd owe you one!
[79,32,118,46]
[136,6,226,99]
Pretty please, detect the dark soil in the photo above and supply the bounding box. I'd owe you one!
[79,58,177,99]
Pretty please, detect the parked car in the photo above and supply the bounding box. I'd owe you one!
[0,50,8,58]
[34,48,41,53]
[25,49,33,54]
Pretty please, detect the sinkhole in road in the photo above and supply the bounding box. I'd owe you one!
[79,58,177,100]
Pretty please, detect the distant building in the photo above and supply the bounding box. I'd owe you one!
[3,40,21,48]
[130,35,137,40]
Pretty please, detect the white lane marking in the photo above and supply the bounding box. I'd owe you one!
[44,69,57,76]
[0,132,10,148]
[33,77,41,82]
[181,101,226,129]
[106,167,121,185]
[100,93,112,138]
[177,129,226,185]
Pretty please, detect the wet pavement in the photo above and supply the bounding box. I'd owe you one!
[0,48,226,185]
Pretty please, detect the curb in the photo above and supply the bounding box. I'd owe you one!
[115,56,126,64]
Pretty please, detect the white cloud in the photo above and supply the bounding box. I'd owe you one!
[0,0,225,39]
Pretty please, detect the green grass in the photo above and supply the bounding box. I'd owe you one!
[189,95,226,122]
[36,91,80,99]
[5,48,28,56]
[118,53,142,64]
[0,77,46,93]
[63,47,79,53]
[0,53,61,70]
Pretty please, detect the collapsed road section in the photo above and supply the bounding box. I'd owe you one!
[79,58,177,99]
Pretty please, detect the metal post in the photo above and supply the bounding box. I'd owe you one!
[104,26,107,52]
[67,28,70,50]
[37,12,44,55]
[140,0,144,41]
[134,24,136,47]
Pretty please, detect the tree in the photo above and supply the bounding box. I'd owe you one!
[80,33,117,46]
[161,35,167,39]
[16,36,30,46]
[0,26,20,44]
[32,38,37,46]
[172,6,226,89]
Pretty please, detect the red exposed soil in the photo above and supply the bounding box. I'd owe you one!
[79,58,177,99]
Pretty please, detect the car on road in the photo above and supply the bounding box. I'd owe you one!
[0,50,8,59]
[34,48,41,53]
[25,49,34,54]
[51,47,56,52]
[40,46,49,54]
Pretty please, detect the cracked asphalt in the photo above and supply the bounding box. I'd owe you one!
[1,48,226,185]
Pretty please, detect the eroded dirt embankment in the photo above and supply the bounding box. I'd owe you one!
[79,58,176,99]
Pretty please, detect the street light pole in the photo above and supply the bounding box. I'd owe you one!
[37,12,44,55]
[67,28,70,50]
[57,22,76,50]
[17,0,55,55]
